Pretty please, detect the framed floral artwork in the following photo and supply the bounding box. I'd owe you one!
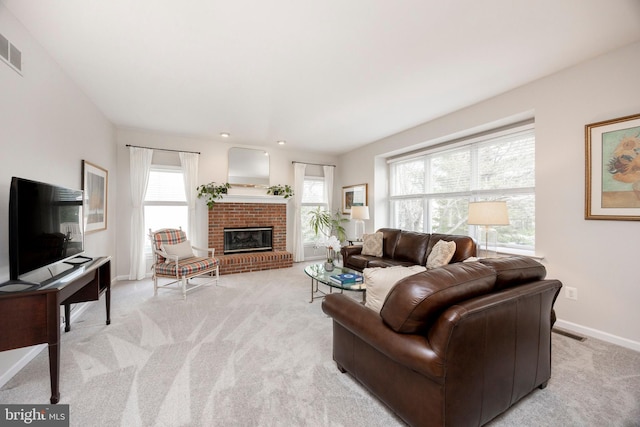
[83,160,108,232]
[342,183,368,215]
[585,113,640,220]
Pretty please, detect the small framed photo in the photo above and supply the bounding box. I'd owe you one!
[342,183,368,215]
[585,113,640,220]
[83,160,108,232]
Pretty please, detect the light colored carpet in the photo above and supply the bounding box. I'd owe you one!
[1,264,639,426]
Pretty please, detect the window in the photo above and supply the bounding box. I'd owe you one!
[389,125,535,252]
[144,166,188,251]
[301,176,327,244]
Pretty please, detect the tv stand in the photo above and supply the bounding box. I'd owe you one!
[0,256,111,404]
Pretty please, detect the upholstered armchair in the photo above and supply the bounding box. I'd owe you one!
[149,228,219,299]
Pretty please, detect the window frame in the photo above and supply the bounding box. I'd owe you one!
[143,165,188,253]
[301,176,328,245]
[388,123,536,255]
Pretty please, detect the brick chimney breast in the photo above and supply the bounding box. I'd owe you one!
[208,202,292,274]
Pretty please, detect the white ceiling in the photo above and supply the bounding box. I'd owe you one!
[4,0,640,154]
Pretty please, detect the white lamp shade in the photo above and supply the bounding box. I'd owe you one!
[350,205,370,220]
[467,201,509,226]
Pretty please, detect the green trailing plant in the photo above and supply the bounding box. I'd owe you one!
[197,182,231,208]
[307,207,348,242]
[267,184,294,199]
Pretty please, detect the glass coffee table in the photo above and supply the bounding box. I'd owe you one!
[304,263,366,303]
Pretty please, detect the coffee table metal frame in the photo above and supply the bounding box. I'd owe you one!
[304,263,366,303]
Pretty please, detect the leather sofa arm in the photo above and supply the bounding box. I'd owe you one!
[322,294,445,381]
[340,245,362,267]
[429,280,562,357]
[341,245,362,257]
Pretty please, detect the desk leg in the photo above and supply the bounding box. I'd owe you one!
[47,293,61,404]
[48,343,60,404]
[105,283,111,325]
[64,304,71,332]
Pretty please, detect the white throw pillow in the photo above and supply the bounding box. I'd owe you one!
[361,232,383,257]
[162,240,195,262]
[364,265,426,313]
[426,240,456,269]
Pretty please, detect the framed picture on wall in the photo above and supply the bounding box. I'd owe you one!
[83,160,108,232]
[342,183,368,215]
[585,113,640,220]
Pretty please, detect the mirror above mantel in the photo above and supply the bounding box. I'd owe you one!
[228,147,270,187]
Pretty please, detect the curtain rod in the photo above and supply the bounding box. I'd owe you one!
[292,161,336,167]
[125,144,201,155]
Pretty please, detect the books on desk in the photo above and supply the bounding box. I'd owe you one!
[329,273,364,285]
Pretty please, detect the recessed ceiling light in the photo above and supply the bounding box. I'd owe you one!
[220,132,230,138]
[277,140,286,145]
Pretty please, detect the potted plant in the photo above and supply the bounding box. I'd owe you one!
[319,235,341,271]
[197,182,231,208]
[267,184,294,199]
[307,207,348,242]
[308,208,347,270]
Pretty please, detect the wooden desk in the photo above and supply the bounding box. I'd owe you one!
[0,256,111,404]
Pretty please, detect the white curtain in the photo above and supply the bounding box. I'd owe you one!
[292,162,307,262]
[179,152,199,246]
[323,165,334,213]
[129,147,153,280]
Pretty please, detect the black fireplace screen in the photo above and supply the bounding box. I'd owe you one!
[223,227,273,254]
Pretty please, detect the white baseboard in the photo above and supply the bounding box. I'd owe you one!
[115,273,152,281]
[0,291,102,388]
[0,344,47,388]
[554,319,640,352]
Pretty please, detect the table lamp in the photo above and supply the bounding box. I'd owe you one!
[350,206,370,241]
[467,201,509,257]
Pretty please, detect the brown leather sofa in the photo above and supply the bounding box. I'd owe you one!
[322,256,562,427]
[341,228,476,272]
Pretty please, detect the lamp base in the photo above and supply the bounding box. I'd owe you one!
[354,219,365,241]
[478,226,498,258]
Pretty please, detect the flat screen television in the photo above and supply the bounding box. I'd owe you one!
[9,177,85,281]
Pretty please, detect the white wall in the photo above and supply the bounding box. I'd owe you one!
[338,41,640,350]
[115,128,339,278]
[0,5,116,384]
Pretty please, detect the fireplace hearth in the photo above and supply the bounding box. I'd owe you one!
[224,227,273,254]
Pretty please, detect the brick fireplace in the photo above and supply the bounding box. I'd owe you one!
[208,200,293,274]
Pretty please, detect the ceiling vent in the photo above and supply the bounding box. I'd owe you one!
[0,33,22,75]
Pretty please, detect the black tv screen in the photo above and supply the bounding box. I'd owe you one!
[9,177,85,280]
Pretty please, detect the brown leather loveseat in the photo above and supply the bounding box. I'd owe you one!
[322,256,562,426]
[341,228,476,272]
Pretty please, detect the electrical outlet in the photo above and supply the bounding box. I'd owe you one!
[565,286,578,300]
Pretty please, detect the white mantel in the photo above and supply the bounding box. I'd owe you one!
[217,194,290,204]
